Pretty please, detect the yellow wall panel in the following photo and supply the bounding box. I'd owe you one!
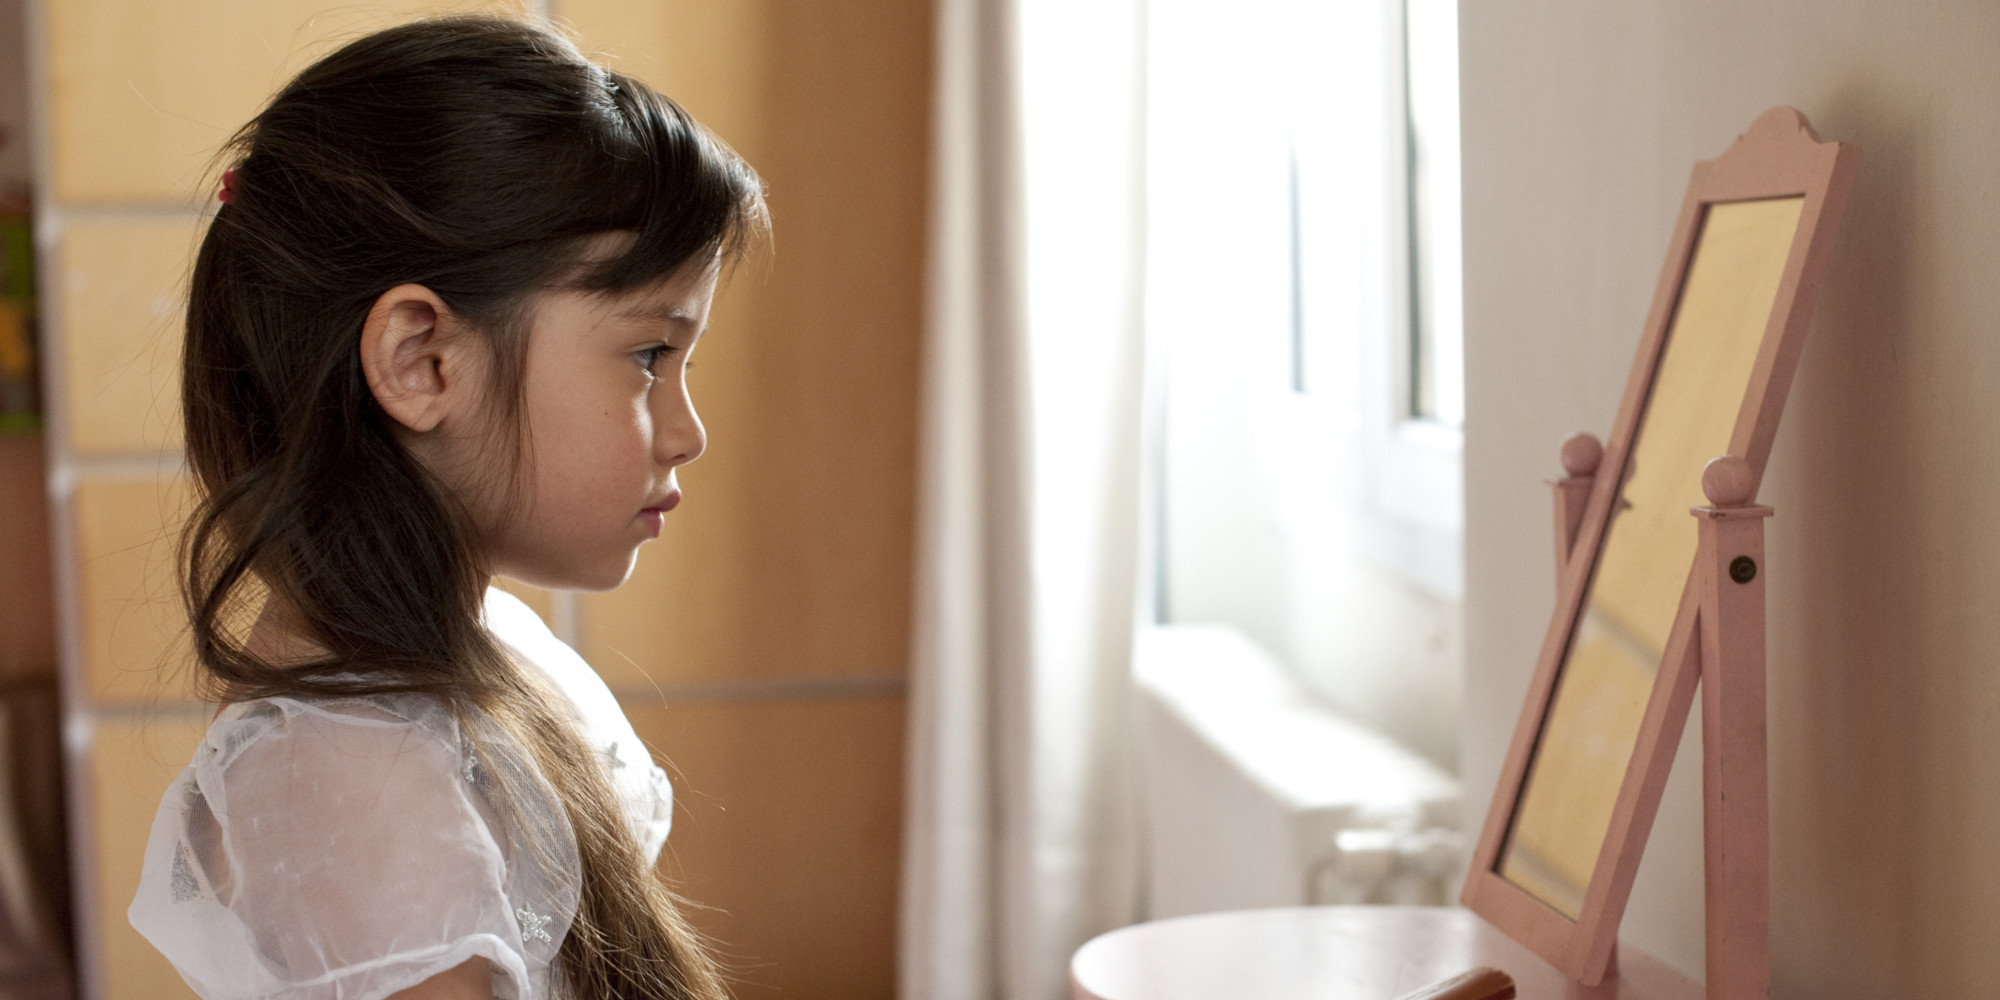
[571,0,929,687]
[58,216,197,454]
[75,474,196,704]
[558,0,773,164]
[90,712,207,1000]
[628,696,905,1000]
[47,0,534,204]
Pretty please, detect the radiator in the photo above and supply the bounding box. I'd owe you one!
[1136,626,1464,918]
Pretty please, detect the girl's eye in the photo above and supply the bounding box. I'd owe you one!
[636,345,676,377]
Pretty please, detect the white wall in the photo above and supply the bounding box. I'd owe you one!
[1460,2,2000,995]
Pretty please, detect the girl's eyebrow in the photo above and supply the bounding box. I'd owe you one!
[611,303,698,327]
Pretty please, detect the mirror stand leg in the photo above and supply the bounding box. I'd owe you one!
[1694,501,1773,1000]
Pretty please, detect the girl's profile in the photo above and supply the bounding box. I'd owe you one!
[125,15,764,1000]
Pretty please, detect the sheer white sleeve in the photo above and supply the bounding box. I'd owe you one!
[129,695,580,1000]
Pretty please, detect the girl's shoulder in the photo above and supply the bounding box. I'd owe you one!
[200,689,466,777]
[189,691,499,825]
[132,689,582,1000]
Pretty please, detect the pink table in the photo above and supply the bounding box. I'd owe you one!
[1070,906,1702,1000]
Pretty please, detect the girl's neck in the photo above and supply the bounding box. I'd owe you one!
[243,591,329,667]
[244,578,500,666]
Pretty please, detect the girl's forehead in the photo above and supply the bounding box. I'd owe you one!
[534,262,720,334]
[608,262,721,320]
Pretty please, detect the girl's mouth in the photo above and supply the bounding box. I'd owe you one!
[637,489,681,538]
[644,488,681,515]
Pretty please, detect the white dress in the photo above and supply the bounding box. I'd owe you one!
[128,588,673,1000]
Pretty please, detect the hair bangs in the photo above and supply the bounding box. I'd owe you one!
[571,72,767,293]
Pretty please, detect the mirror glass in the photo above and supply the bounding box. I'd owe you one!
[1497,196,1806,917]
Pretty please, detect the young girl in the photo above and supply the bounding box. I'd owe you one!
[125,15,764,1000]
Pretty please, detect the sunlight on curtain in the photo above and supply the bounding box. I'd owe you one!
[901,0,1147,996]
[1016,0,1148,988]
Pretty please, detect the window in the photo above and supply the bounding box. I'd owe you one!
[1150,0,1463,767]
[1406,0,1463,427]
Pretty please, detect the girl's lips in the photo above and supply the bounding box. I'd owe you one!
[638,489,682,537]
[645,489,681,514]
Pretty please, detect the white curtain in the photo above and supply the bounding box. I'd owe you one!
[898,0,1149,995]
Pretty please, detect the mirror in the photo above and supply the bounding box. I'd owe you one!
[1460,107,1858,985]
[1498,196,1803,916]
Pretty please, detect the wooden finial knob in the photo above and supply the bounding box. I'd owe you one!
[1559,433,1603,478]
[1701,455,1756,507]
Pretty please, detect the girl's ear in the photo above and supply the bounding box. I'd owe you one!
[359,284,481,434]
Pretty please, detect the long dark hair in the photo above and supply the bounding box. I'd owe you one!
[179,15,764,1000]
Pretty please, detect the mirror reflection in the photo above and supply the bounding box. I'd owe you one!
[1498,196,1805,917]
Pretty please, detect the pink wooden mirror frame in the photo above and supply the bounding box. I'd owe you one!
[1460,106,1858,985]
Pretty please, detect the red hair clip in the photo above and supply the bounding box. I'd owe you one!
[218,168,238,204]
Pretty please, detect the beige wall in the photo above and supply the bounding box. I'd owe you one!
[1460,2,2000,995]
[32,2,926,998]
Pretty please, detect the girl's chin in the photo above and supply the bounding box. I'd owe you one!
[491,550,641,595]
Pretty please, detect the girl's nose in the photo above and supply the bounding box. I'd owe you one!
[656,384,706,468]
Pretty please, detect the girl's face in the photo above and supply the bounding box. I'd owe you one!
[479,259,720,591]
